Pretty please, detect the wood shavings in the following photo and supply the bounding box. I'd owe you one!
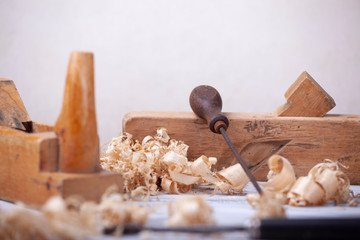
[246,155,294,219]
[166,196,215,226]
[98,185,153,228]
[160,177,191,194]
[101,128,250,195]
[287,176,326,206]
[190,156,233,193]
[100,128,192,194]
[262,155,296,193]
[0,206,59,240]
[0,198,98,240]
[42,196,99,238]
[217,163,249,192]
[288,159,352,206]
[168,170,201,185]
[246,192,286,219]
[131,186,150,201]
[348,198,359,207]
[0,186,153,239]
[247,156,355,219]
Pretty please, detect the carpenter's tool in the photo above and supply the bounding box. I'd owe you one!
[123,71,360,184]
[0,51,122,206]
[189,85,262,194]
[105,218,360,240]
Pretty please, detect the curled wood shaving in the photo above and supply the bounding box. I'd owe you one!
[161,177,191,194]
[246,155,294,219]
[168,170,201,185]
[288,159,352,206]
[101,128,249,195]
[166,196,215,226]
[287,176,326,206]
[217,163,249,192]
[262,155,296,193]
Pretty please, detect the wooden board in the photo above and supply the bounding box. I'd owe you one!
[123,111,360,184]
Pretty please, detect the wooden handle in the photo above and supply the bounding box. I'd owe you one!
[275,71,336,117]
[54,51,99,173]
[189,85,229,133]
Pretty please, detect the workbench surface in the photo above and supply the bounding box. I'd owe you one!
[1,183,359,240]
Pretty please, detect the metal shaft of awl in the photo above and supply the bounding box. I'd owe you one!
[219,127,263,195]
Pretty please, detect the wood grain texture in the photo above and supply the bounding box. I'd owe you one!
[0,126,122,207]
[54,52,99,173]
[32,122,54,132]
[275,71,336,117]
[123,111,360,184]
[0,79,31,131]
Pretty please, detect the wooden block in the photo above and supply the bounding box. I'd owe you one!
[0,125,123,207]
[0,79,31,131]
[123,111,360,184]
[275,72,336,117]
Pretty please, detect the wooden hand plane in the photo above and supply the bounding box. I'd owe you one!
[123,72,360,184]
[0,52,122,207]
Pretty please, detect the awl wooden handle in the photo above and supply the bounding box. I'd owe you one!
[189,85,229,133]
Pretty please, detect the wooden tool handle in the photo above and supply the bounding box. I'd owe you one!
[54,51,99,173]
[189,85,229,133]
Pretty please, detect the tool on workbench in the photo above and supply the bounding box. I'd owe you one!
[0,51,122,206]
[189,85,262,194]
[105,218,360,240]
[123,71,360,184]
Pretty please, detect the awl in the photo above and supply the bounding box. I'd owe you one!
[189,85,262,194]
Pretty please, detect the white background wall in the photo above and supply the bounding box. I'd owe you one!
[1,0,359,143]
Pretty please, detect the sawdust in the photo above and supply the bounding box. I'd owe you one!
[100,128,250,195]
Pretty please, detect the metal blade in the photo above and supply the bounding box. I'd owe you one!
[219,127,263,194]
[239,140,291,173]
[0,79,31,131]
